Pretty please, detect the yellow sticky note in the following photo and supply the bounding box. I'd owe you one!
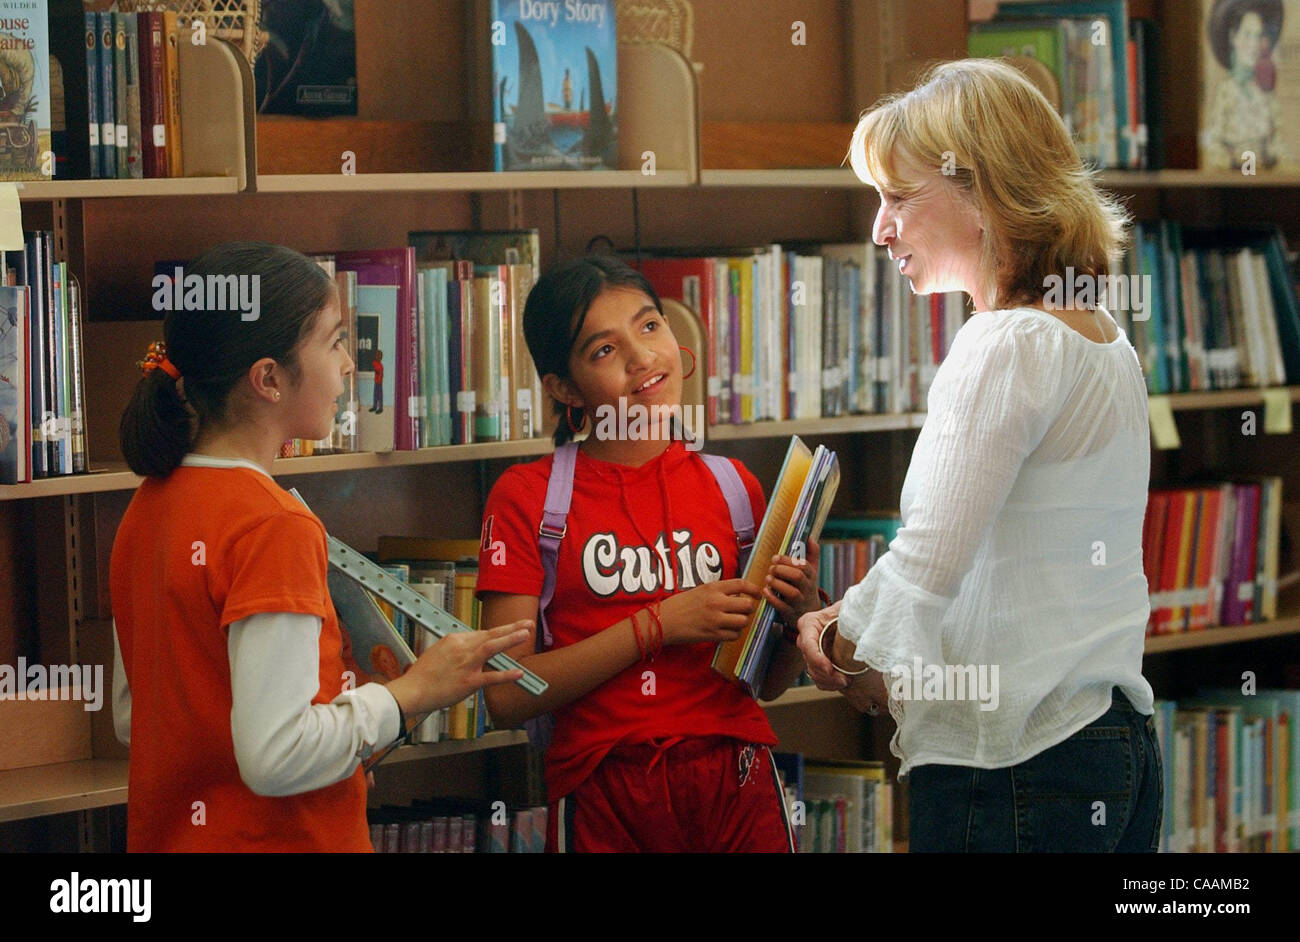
[0,182,22,250]
[1148,396,1180,450]
[1262,388,1293,435]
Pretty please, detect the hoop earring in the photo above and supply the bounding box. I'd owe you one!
[679,344,697,380]
[565,404,586,435]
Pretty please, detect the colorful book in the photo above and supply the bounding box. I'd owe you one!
[0,1,51,180]
[485,0,617,171]
[255,0,358,115]
[0,284,28,483]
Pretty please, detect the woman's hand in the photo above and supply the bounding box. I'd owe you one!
[763,540,821,629]
[796,601,846,691]
[659,579,762,646]
[385,621,531,718]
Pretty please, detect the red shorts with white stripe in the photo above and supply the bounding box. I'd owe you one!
[546,736,795,853]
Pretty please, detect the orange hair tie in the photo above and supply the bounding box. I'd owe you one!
[138,340,181,381]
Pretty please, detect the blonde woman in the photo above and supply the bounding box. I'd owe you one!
[798,59,1161,853]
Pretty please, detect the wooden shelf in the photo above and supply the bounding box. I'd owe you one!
[1145,586,1300,654]
[0,732,530,823]
[1099,170,1300,189]
[256,170,692,193]
[15,177,243,200]
[4,382,1293,501]
[762,684,841,708]
[709,413,923,441]
[0,759,128,823]
[380,730,530,765]
[1160,385,1300,412]
[700,169,859,188]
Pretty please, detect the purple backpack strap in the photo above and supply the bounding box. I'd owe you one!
[537,442,580,649]
[700,453,756,570]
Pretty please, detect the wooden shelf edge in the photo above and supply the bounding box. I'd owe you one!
[15,177,242,200]
[0,758,129,823]
[255,170,691,193]
[761,685,842,708]
[1099,170,1300,189]
[1144,614,1300,654]
[380,730,530,765]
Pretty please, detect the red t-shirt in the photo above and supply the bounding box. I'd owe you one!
[110,464,371,852]
[476,440,777,800]
[371,358,383,384]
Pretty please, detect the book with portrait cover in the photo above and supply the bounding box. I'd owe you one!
[1198,0,1300,172]
[255,0,357,116]
[477,0,618,171]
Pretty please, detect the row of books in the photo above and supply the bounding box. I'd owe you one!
[78,9,183,180]
[0,231,87,483]
[1153,688,1300,853]
[280,232,547,457]
[369,801,548,853]
[969,1,1156,170]
[1111,224,1300,395]
[775,754,895,853]
[1142,477,1285,636]
[640,246,967,423]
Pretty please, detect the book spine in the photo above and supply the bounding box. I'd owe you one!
[97,13,116,179]
[67,277,86,473]
[142,13,167,177]
[163,12,183,177]
[112,13,128,179]
[124,14,143,179]
[84,14,100,178]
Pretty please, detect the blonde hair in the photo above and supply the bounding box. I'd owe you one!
[848,58,1130,311]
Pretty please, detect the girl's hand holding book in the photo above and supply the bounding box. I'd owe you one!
[658,579,762,646]
[385,621,531,717]
[763,539,822,630]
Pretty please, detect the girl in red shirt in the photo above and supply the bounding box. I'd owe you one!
[112,241,531,851]
[478,256,820,852]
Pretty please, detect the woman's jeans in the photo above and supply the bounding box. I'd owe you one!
[908,688,1163,852]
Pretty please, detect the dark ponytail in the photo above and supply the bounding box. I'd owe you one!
[521,255,663,446]
[119,242,334,477]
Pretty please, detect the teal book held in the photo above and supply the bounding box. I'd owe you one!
[490,0,617,171]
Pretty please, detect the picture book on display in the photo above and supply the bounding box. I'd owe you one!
[713,436,840,694]
[0,0,51,181]
[487,0,617,171]
[256,0,357,115]
[1198,0,1300,172]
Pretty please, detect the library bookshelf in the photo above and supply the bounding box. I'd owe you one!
[0,0,1297,851]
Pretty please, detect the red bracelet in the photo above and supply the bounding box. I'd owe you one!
[630,609,646,660]
[646,601,664,660]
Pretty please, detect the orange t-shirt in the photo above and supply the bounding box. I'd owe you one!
[109,462,370,852]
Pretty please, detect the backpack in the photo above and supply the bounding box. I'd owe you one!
[525,442,757,750]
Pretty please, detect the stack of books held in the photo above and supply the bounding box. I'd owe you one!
[713,436,839,695]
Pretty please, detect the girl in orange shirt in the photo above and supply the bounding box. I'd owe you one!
[110,241,530,851]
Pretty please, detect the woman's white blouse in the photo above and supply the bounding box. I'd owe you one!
[837,306,1155,776]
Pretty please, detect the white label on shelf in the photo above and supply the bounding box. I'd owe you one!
[516,388,532,410]
[734,374,753,395]
[1238,582,1255,602]
[153,124,166,147]
[116,125,127,147]
[1289,810,1300,828]
[457,390,476,413]
[875,357,891,381]
[863,359,878,383]
[921,365,939,384]
[493,122,507,144]
[707,376,720,397]
[88,123,99,147]
[821,368,835,390]
[408,396,423,417]
[100,123,114,147]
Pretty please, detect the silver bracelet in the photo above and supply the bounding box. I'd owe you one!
[818,617,870,676]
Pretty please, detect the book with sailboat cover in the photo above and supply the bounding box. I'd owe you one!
[712,436,840,695]
[487,0,617,171]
